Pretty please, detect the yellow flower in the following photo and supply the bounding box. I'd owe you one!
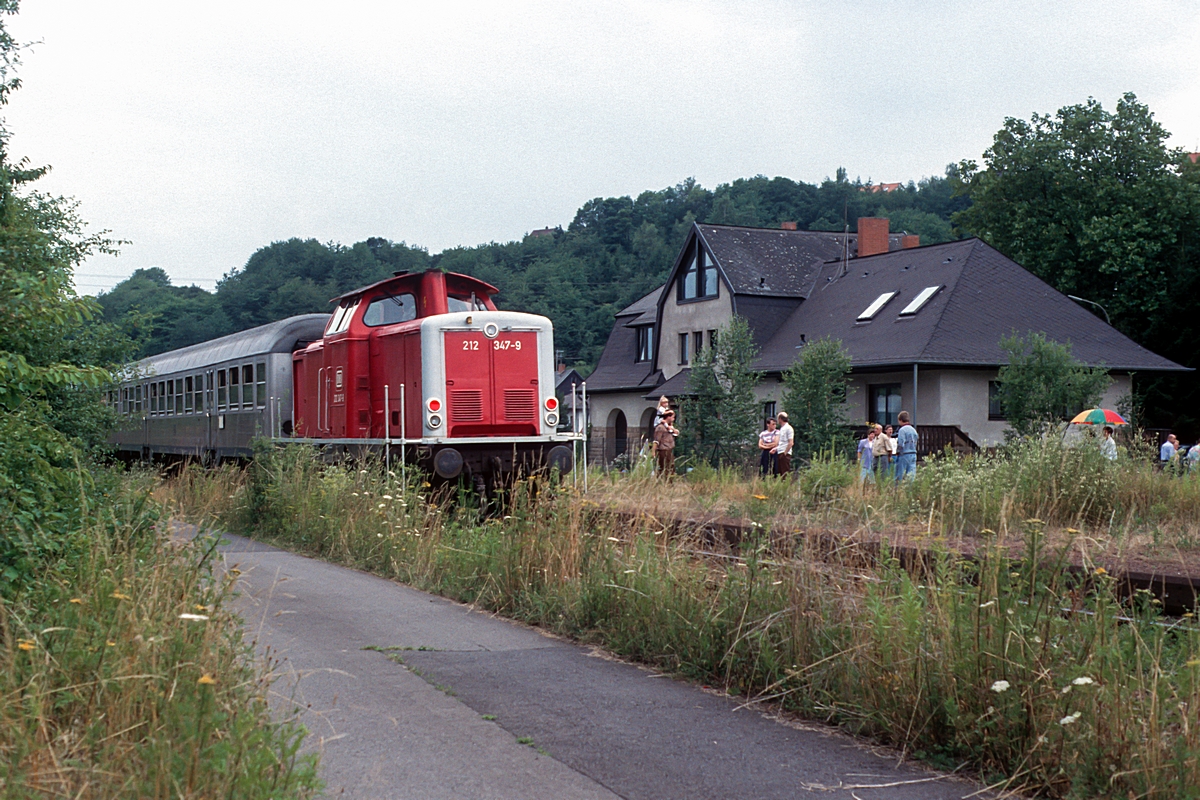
[197,674,216,685]
[106,641,116,647]
[17,640,35,651]
[1094,567,1107,576]
[752,494,768,500]
[111,592,131,600]
[1188,659,1200,667]
[194,605,208,612]
[1066,528,1081,534]
[69,598,84,605]
[1025,518,1045,525]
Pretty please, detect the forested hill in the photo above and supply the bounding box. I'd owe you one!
[99,170,967,367]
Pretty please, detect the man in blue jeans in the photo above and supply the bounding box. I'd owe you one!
[894,411,918,483]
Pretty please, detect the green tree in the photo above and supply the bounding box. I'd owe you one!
[781,337,853,461]
[681,317,762,467]
[995,332,1111,438]
[953,93,1200,427]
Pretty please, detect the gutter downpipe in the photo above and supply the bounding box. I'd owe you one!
[912,363,918,425]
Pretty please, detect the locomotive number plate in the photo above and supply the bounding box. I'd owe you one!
[492,338,522,351]
[461,340,479,350]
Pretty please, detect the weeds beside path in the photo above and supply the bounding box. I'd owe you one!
[0,472,319,799]
[166,444,1200,799]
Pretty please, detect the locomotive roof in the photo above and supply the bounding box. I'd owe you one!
[331,269,500,305]
[133,314,330,377]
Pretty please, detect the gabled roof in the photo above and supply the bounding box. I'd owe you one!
[619,287,664,327]
[696,224,904,298]
[584,293,662,392]
[756,239,1186,373]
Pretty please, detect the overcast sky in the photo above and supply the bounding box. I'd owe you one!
[6,0,1199,295]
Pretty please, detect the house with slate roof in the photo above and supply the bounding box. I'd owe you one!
[585,220,1186,462]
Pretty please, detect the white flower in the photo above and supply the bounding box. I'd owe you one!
[1062,686,1072,694]
[990,680,1010,693]
[382,494,394,500]
[1072,676,1095,686]
[1059,711,1082,726]
[178,613,209,621]
[979,600,996,609]
[607,537,620,542]
[624,569,636,574]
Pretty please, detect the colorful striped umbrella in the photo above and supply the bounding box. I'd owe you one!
[1069,408,1128,426]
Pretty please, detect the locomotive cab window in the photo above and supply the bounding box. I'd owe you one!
[326,299,360,335]
[447,295,488,312]
[362,293,416,326]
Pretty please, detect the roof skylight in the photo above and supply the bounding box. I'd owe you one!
[899,285,942,316]
[857,291,897,321]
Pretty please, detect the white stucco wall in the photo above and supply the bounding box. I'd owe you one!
[657,284,733,380]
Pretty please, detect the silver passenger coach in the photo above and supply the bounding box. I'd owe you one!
[110,314,329,461]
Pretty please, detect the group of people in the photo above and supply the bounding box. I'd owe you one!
[755,413,795,476]
[1159,433,1200,472]
[855,412,919,485]
[650,396,797,479]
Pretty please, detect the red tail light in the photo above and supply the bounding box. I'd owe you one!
[427,398,442,413]
[545,397,558,411]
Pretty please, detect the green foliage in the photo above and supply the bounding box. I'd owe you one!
[954,93,1200,428]
[781,337,854,461]
[680,317,763,467]
[996,332,1111,437]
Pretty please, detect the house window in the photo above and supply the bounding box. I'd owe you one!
[707,330,717,351]
[636,326,654,362]
[692,331,703,360]
[870,384,902,428]
[678,246,719,301]
[679,333,689,365]
[988,381,1006,420]
[763,401,776,424]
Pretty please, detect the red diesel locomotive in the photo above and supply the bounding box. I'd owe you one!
[292,268,575,484]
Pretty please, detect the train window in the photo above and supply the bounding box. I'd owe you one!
[327,299,359,335]
[150,382,158,414]
[217,369,227,410]
[206,372,214,412]
[242,365,254,408]
[194,374,204,413]
[362,294,416,327]
[229,367,239,411]
[135,384,142,413]
[255,362,267,408]
[185,376,194,413]
[448,295,488,312]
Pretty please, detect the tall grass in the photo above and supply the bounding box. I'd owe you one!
[168,445,1200,798]
[1,471,319,798]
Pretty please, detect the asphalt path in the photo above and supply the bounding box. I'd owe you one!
[212,529,995,799]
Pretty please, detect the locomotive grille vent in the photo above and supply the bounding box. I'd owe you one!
[450,390,483,422]
[503,389,536,421]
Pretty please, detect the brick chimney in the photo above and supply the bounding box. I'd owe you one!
[901,234,920,249]
[780,221,797,230]
[857,217,890,257]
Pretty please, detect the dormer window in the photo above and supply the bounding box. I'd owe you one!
[678,246,719,301]
[636,326,654,362]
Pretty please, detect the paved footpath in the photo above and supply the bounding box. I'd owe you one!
[215,531,996,799]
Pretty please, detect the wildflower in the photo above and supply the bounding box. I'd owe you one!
[771,580,783,585]
[197,674,216,685]
[17,640,35,651]
[981,528,996,535]
[194,605,208,611]
[360,469,367,474]
[1009,572,1020,578]
[377,533,384,538]
[179,613,210,621]
[1061,685,1072,694]
[990,680,1010,693]
[1072,676,1095,686]
[111,592,131,600]
[1025,518,1044,525]
[979,600,996,609]
[378,503,387,508]
[69,598,83,605]
[1006,608,1014,615]
[1066,528,1081,534]
[106,641,116,647]
[383,495,394,500]
[352,492,360,497]
[607,537,620,542]
[752,494,768,501]
[1188,659,1200,667]
[1094,567,1107,575]
[623,569,636,574]
[1059,711,1082,726]
[652,530,663,536]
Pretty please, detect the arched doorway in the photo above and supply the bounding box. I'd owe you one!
[606,408,627,462]
[640,407,657,444]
